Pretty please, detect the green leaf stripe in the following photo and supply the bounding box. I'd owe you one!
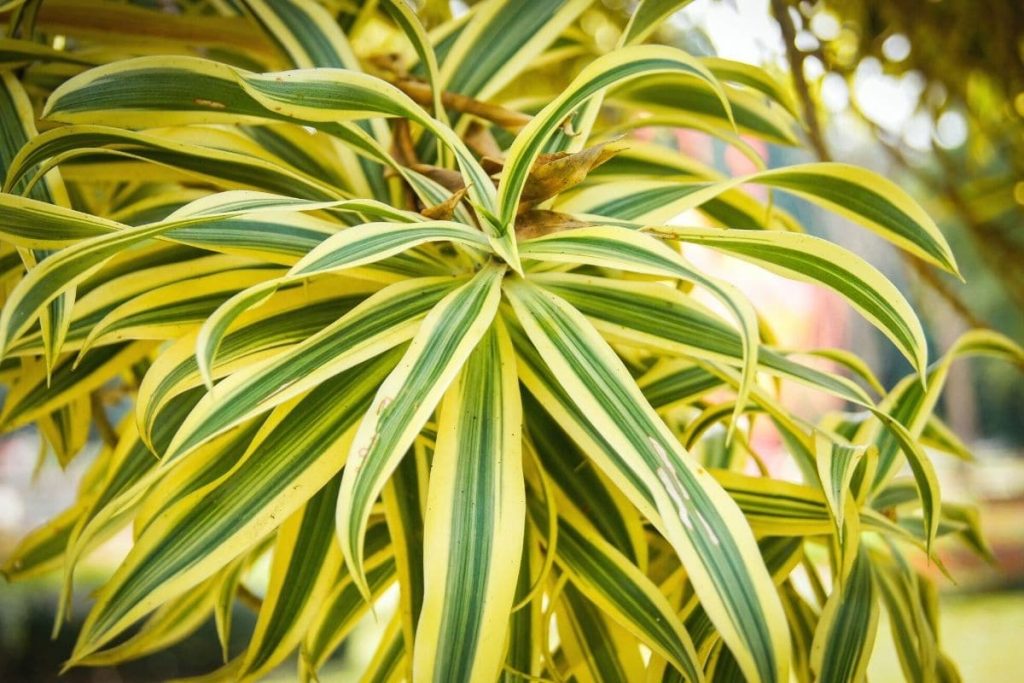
[811,547,879,682]
[238,475,343,679]
[498,45,728,227]
[646,227,927,375]
[507,281,786,683]
[415,322,524,682]
[135,285,371,444]
[302,555,397,675]
[526,394,645,565]
[532,501,703,682]
[71,350,401,660]
[338,264,505,595]
[165,276,458,461]
[538,273,870,405]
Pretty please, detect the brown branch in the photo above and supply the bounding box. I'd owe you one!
[770,0,831,161]
[906,256,988,329]
[852,104,993,328]
[89,391,119,450]
[236,583,263,612]
[395,78,533,132]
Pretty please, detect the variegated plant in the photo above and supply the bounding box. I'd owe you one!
[1,1,1020,682]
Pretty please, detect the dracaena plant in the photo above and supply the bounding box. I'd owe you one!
[0,1,1020,681]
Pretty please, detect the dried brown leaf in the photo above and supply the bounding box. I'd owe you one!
[515,210,590,241]
[420,187,468,220]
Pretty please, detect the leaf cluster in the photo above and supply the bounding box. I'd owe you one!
[1,1,1021,682]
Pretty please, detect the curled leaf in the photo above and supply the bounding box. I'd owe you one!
[518,140,628,207]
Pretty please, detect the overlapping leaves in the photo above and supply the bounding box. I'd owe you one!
[1,1,1017,682]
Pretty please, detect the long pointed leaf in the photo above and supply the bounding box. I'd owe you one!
[414,321,525,683]
[337,264,505,595]
[505,280,789,683]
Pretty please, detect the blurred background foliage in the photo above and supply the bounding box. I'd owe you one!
[770,0,1024,444]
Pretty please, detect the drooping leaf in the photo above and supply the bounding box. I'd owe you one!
[338,264,505,595]
[414,321,525,682]
[506,281,789,683]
